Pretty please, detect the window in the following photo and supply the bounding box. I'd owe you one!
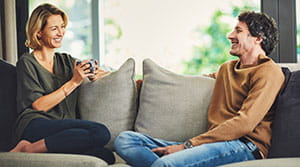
[29,0,94,60]
[101,0,260,75]
[20,0,297,75]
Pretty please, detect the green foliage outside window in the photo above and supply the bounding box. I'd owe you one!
[183,4,258,75]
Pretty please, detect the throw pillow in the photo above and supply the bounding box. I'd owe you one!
[78,58,137,149]
[268,68,300,158]
[135,59,215,142]
[0,60,17,151]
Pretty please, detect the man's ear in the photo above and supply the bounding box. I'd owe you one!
[255,36,263,44]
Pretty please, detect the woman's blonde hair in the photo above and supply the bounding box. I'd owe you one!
[25,3,68,50]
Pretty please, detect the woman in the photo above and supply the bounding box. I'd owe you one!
[10,3,115,164]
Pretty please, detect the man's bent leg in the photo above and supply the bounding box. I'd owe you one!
[151,139,256,167]
[114,131,181,167]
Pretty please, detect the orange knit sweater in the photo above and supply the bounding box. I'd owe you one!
[190,54,285,158]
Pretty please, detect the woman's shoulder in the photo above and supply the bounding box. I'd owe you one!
[17,53,35,67]
[18,52,33,61]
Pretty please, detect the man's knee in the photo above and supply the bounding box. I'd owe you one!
[151,158,173,167]
[114,131,141,151]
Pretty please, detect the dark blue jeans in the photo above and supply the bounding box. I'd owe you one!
[21,118,115,164]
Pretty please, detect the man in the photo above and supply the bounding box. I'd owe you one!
[114,11,285,167]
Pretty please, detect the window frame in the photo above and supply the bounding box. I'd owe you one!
[261,0,297,63]
[16,0,29,58]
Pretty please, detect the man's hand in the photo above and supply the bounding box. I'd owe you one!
[88,67,110,81]
[151,144,185,156]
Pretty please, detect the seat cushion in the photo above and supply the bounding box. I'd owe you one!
[0,152,108,167]
[0,60,17,151]
[268,68,300,157]
[78,58,137,149]
[219,158,300,167]
[135,59,215,142]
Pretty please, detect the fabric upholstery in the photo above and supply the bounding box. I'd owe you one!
[268,68,300,158]
[78,58,137,149]
[0,60,17,151]
[0,152,108,167]
[135,59,215,142]
[219,158,300,167]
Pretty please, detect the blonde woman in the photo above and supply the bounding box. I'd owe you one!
[10,3,115,164]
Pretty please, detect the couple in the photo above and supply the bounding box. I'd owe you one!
[11,3,284,167]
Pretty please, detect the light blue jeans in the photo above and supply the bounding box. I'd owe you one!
[114,131,257,167]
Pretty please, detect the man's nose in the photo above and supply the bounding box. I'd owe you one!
[227,31,234,39]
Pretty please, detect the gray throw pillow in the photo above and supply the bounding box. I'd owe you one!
[135,59,215,142]
[78,58,137,149]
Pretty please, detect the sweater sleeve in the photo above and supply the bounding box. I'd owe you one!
[190,65,284,146]
[16,57,45,114]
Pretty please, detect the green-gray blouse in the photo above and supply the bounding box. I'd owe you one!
[15,52,79,141]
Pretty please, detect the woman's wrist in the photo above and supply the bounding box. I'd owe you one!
[63,80,79,97]
[62,86,68,97]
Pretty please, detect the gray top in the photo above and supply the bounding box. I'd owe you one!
[15,52,78,140]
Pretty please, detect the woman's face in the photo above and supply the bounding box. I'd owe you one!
[38,14,65,49]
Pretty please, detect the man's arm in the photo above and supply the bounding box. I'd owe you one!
[190,67,284,146]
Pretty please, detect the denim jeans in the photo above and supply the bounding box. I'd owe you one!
[114,131,257,167]
[21,118,115,164]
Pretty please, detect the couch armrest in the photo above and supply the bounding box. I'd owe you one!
[218,158,300,167]
[0,152,108,167]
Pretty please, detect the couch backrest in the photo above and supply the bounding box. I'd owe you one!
[0,60,17,151]
[278,63,300,72]
[268,64,300,158]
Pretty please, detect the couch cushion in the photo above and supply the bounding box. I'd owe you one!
[219,158,300,167]
[135,59,215,142]
[0,60,17,151]
[268,68,300,158]
[0,152,108,167]
[78,58,137,149]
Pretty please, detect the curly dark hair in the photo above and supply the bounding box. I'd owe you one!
[238,11,278,56]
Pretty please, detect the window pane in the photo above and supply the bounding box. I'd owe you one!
[102,0,260,75]
[28,0,93,60]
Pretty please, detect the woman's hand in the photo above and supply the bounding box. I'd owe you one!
[88,66,110,82]
[151,144,185,156]
[71,60,96,86]
[32,59,101,112]
[87,60,110,82]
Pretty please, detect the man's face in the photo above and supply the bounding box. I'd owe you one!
[227,21,258,57]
